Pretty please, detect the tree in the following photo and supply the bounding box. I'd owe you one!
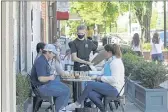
[66,20,82,36]
[70,2,105,25]
[69,2,129,34]
[150,8,158,29]
[132,1,153,42]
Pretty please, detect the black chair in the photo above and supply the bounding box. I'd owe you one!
[103,94,125,112]
[27,74,56,112]
[103,75,131,112]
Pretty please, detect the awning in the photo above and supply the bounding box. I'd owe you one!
[56,1,69,20]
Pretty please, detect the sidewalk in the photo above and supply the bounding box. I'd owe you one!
[26,97,142,112]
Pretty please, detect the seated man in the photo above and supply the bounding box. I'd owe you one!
[31,44,70,112]
[35,42,46,61]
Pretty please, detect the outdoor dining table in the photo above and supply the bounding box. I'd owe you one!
[62,78,98,112]
[62,77,93,103]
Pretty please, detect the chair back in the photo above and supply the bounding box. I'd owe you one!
[27,73,42,98]
[117,74,132,97]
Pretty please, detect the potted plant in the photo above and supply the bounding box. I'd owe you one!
[133,61,168,112]
[16,73,31,112]
[122,53,143,102]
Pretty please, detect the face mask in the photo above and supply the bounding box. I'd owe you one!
[77,34,85,39]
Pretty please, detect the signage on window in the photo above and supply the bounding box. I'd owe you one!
[56,1,69,20]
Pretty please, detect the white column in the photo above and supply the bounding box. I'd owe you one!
[11,2,17,112]
[32,2,41,62]
[45,2,49,43]
[26,2,33,72]
[0,0,2,111]
[1,2,10,112]
[1,1,16,112]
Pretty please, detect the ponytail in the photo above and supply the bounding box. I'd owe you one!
[104,44,122,58]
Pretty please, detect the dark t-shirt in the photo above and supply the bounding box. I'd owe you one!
[69,38,97,71]
[31,55,51,86]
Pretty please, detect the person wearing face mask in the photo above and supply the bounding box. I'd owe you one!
[68,25,97,102]
[69,25,97,71]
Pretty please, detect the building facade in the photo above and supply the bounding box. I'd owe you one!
[0,1,50,111]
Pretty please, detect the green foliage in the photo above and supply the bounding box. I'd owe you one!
[66,20,82,36]
[70,2,129,28]
[132,1,153,42]
[142,43,151,51]
[150,8,158,29]
[123,51,168,89]
[16,73,31,110]
[120,45,137,55]
[70,2,105,25]
[132,61,168,89]
[122,53,143,77]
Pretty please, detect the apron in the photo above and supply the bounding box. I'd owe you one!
[103,56,116,76]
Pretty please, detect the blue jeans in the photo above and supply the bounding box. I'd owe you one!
[151,53,164,62]
[77,82,118,111]
[38,79,70,112]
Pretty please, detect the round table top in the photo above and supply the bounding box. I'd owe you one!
[62,78,93,82]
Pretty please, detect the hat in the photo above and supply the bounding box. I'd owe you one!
[43,44,57,55]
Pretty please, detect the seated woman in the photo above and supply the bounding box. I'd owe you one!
[66,44,125,112]
[62,49,74,71]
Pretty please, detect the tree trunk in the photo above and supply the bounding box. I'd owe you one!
[143,2,152,43]
[115,21,118,33]
[134,1,152,43]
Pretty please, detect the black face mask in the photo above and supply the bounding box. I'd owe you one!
[77,34,85,39]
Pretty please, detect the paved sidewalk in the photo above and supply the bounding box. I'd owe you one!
[27,98,142,112]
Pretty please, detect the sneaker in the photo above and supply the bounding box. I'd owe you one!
[66,103,81,111]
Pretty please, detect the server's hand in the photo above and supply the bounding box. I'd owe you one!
[86,61,94,65]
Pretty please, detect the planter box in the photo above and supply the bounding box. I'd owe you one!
[125,78,136,102]
[143,51,151,60]
[16,105,23,112]
[125,78,140,103]
[134,83,167,112]
[17,97,32,112]
[24,97,32,112]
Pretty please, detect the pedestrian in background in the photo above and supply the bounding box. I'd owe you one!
[131,33,143,56]
[150,32,164,62]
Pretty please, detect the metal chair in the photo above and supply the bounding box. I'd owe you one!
[104,95,125,112]
[103,76,130,112]
[27,74,56,112]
